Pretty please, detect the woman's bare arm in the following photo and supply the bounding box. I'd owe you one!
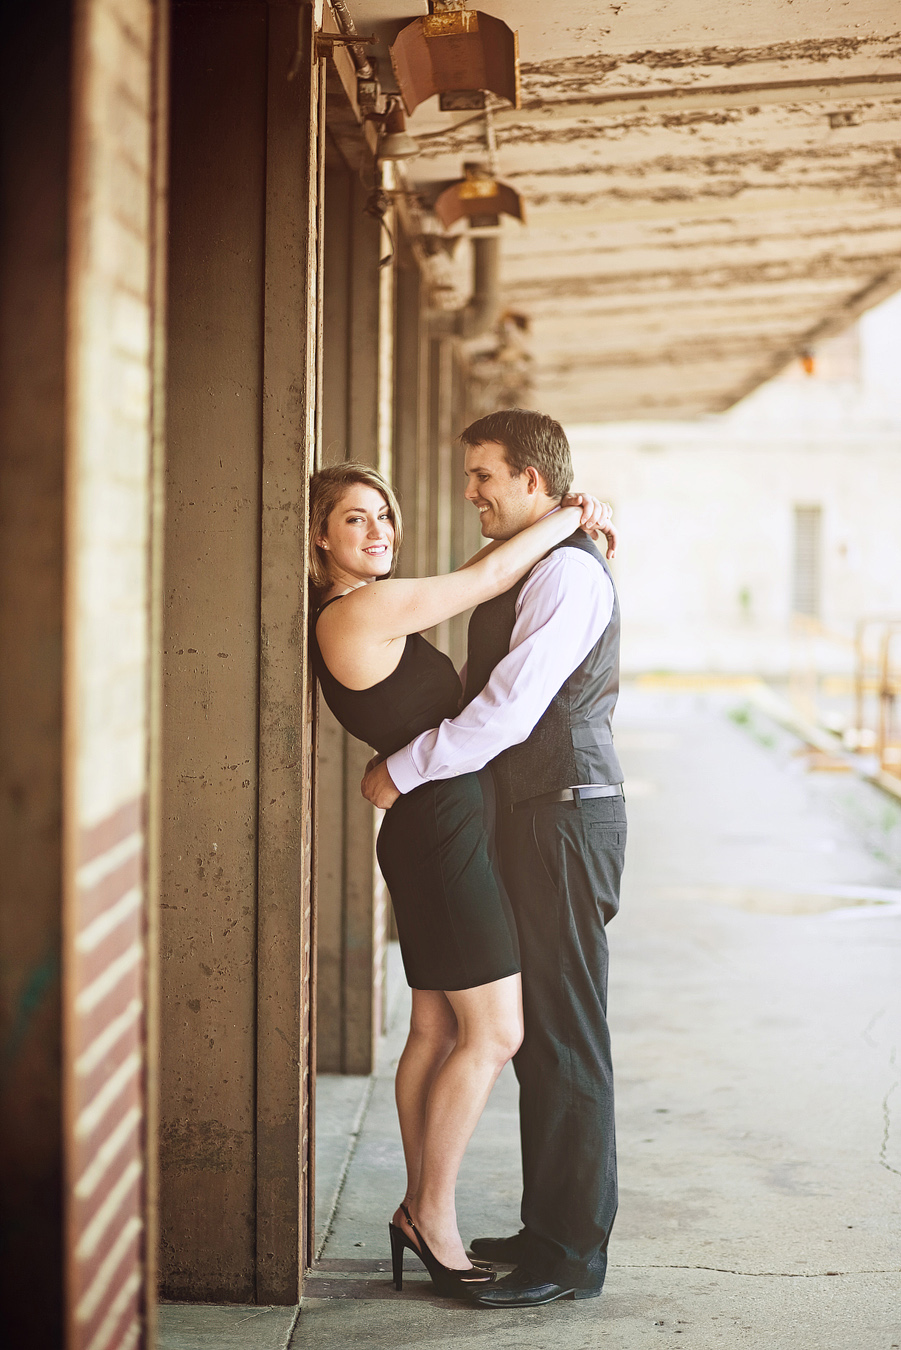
[455,538,502,570]
[456,493,614,570]
[320,503,585,652]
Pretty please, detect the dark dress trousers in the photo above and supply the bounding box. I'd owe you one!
[464,531,627,1291]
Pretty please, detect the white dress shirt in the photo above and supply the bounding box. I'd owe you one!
[386,548,615,793]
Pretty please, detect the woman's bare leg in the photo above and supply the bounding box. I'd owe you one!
[395,972,523,1270]
[394,989,458,1205]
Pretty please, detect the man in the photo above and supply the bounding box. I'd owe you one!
[362,408,626,1308]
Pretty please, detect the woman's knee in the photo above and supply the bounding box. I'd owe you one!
[495,1014,524,1063]
[408,993,457,1054]
[464,1008,523,1066]
[449,977,523,1065]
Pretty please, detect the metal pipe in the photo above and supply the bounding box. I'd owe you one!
[456,234,501,339]
[330,0,375,78]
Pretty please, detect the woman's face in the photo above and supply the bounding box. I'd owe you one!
[320,484,395,584]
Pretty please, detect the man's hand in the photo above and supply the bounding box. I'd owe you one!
[561,492,617,559]
[361,757,401,809]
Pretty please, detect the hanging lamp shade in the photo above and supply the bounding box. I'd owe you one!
[434,174,525,230]
[390,10,521,116]
[378,101,421,161]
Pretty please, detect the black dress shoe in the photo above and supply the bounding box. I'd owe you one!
[468,1232,526,1263]
[474,1266,603,1308]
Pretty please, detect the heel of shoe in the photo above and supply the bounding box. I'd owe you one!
[388,1222,405,1291]
[397,1204,495,1301]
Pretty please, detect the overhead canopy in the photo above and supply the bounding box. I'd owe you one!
[372,0,901,421]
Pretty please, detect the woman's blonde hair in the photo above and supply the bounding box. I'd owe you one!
[308,462,403,595]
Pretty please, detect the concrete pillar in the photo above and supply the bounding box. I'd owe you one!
[320,161,352,466]
[426,337,455,654]
[161,0,318,1303]
[393,243,426,582]
[314,143,389,1075]
[448,355,483,666]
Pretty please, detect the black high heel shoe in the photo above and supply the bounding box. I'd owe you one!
[389,1203,496,1300]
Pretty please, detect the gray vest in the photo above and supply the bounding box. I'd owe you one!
[463,531,623,806]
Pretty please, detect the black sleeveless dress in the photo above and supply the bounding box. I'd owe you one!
[312,600,520,991]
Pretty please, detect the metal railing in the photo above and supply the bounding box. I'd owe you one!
[785,613,901,788]
[873,620,901,776]
[851,617,901,763]
[788,613,854,731]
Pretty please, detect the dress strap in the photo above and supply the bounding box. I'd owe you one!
[316,592,352,617]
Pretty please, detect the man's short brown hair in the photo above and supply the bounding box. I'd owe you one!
[459,408,573,499]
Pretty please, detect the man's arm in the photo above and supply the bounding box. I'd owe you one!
[361,550,614,807]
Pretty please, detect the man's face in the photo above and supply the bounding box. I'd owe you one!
[463,440,537,540]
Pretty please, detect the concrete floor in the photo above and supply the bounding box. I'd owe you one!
[160,685,901,1350]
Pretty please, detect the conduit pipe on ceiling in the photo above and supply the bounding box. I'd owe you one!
[458,234,501,339]
[331,0,374,78]
[431,234,501,340]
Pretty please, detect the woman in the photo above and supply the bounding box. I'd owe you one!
[309,461,612,1300]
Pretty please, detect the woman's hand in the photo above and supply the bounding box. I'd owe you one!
[561,492,617,559]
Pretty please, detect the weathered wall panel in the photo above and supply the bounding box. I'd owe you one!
[315,132,388,1076]
[393,244,425,581]
[321,161,353,465]
[256,1,319,1300]
[161,0,267,1301]
[161,0,318,1302]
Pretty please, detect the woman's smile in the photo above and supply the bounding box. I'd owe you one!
[319,483,396,589]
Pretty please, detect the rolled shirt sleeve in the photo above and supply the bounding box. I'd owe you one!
[386,549,614,793]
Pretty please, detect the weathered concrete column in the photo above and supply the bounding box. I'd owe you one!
[426,336,455,655]
[314,147,390,1075]
[161,0,318,1303]
[394,242,427,582]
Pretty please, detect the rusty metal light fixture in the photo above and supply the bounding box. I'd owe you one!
[433,166,525,230]
[390,9,520,116]
[377,98,421,161]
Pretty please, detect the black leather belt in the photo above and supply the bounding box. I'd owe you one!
[511,784,624,812]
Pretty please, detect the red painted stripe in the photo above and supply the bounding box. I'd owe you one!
[78,852,143,929]
[73,1082,143,1178]
[75,1205,142,1318]
[78,1270,142,1350]
[74,1168,142,1298]
[79,797,144,868]
[73,1018,142,1112]
[74,918,142,995]
[74,913,143,993]
[72,1097,142,1222]
[75,961,143,1056]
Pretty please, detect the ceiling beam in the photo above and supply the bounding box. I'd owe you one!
[489,74,901,125]
[722,265,901,407]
